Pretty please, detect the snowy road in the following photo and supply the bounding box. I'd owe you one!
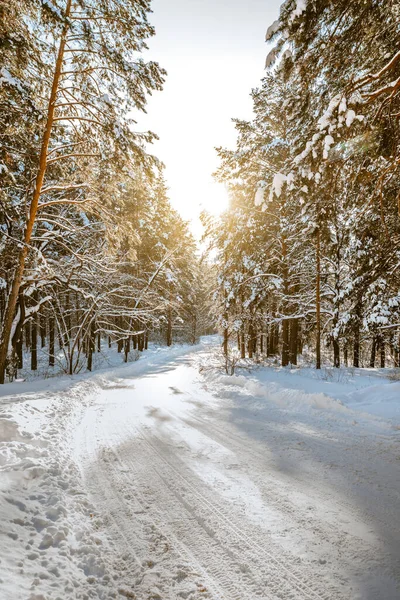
[71,348,400,600]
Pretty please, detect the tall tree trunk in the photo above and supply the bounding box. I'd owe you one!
[369,335,377,368]
[31,316,37,371]
[289,318,298,365]
[167,303,173,347]
[380,338,385,368]
[223,326,228,356]
[248,323,254,359]
[40,314,46,348]
[0,0,72,383]
[14,294,25,371]
[124,336,130,362]
[332,337,340,369]
[49,317,55,367]
[25,321,31,351]
[87,321,95,372]
[240,327,245,359]
[297,321,303,355]
[353,300,362,368]
[316,228,321,370]
[281,319,289,366]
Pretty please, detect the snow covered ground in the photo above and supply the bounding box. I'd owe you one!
[0,338,399,600]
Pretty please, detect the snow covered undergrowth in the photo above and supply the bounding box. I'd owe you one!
[0,338,399,600]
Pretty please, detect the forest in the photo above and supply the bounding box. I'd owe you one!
[0,0,211,383]
[1,0,399,384]
[204,0,400,371]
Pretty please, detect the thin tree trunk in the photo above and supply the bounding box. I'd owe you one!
[223,326,228,356]
[248,323,254,359]
[167,303,173,347]
[87,321,95,372]
[353,300,361,368]
[282,319,289,366]
[240,327,245,359]
[289,318,298,365]
[369,336,377,368]
[25,321,31,350]
[316,228,321,370]
[40,314,46,348]
[380,339,385,368]
[31,316,37,371]
[333,337,340,368]
[49,317,55,367]
[124,337,130,362]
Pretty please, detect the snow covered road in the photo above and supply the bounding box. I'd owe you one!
[1,342,400,599]
[74,350,400,600]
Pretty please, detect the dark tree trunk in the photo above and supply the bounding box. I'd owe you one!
[380,339,385,368]
[31,317,37,371]
[139,334,144,352]
[344,345,348,367]
[124,337,130,363]
[297,321,303,355]
[167,304,173,347]
[40,315,46,348]
[25,321,31,350]
[369,336,377,368]
[144,332,148,350]
[247,323,254,359]
[87,321,95,372]
[240,328,245,359]
[223,326,228,356]
[49,317,55,367]
[353,299,362,368]
[273,322,279,356]
[333,337,340,369]
[97,332,101,352]
[281,319,289,366]
[289,319,298,366]
[65,292,71,346]
[13,293,25,371]
[316,228,321,370]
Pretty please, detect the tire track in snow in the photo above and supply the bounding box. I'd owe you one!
[78,408,231,599]
[134,425,341,600]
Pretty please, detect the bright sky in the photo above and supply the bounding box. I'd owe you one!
[140,0,282,236]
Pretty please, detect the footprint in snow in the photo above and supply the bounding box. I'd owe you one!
[169,386,183,394]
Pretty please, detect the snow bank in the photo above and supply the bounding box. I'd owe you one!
[201,359,400,427]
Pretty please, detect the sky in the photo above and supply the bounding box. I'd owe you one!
[139,0,282,236]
